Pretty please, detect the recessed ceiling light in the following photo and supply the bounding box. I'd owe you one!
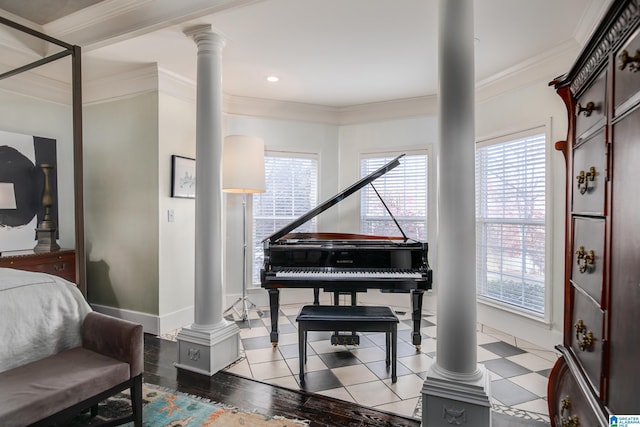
[266,75,279,83]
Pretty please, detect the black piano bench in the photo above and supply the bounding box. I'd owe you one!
[296,305,399,383]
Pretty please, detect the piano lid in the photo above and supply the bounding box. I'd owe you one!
[264,154,405,243]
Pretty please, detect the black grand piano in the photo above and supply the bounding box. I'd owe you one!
[260,154,432,347]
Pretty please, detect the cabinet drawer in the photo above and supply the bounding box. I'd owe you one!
[575,70,607,140]
[549,357,601,427]
[570,286,604,396]
[571,217,605,304]
[0,251,76,283]
[614,28,640,117]
[572,130,606,215]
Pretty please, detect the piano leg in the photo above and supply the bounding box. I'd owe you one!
[268,289,280,346]
[411,290,424,349]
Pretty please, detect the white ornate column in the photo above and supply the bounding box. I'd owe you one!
[176,25,241,375]
[422,1,491,425]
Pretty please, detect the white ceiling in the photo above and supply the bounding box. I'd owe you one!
[0,0,613,108]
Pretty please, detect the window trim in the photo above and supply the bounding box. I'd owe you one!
[475,122,553,323]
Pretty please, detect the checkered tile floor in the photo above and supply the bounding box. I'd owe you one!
[223,303,555,423]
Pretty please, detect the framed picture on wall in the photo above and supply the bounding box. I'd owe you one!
[171,155,195,198]
[0,130,59,252]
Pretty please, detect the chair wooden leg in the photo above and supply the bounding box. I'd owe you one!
[131,375,143,427]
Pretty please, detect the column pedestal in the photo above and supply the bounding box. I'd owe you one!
[422,363,491,426]
[175,322,239,375]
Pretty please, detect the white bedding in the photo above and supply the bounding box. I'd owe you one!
[0,267,92,373]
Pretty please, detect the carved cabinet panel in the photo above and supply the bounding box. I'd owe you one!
[607,104,640,414]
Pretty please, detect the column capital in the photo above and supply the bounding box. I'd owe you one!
[184,24,227,51]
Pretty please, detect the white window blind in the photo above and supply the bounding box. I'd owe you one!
[475,132,546,315]
[360,154,427,241]
[252,153,318,284]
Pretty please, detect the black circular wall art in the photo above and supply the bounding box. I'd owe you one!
[0,145,39,227]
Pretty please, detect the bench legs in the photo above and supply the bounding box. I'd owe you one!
[384,327,397,382]
[299,327,305,381]
[298,323,397,383]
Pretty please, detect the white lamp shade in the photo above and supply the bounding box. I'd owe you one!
[223,135,266,193]
[0,182,16,209]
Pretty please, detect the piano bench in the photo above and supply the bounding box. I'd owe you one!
[296,305,399,383]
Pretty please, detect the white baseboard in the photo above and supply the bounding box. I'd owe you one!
[91,304,194,335]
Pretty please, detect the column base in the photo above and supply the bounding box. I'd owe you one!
[422,362,491,427]
[175,321,240,376]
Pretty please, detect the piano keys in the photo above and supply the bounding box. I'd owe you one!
[260,155,432,347]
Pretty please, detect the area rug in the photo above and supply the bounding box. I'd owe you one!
[68,383,310,426]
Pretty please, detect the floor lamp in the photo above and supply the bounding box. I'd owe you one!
[222,135,266,321]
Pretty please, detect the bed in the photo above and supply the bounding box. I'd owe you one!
[0,267,92,373]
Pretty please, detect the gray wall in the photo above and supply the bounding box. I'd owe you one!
[84,92,160,315]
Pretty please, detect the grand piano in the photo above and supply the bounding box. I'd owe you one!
[260,154,432,347]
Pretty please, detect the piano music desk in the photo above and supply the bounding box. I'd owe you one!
[296,305,399,383]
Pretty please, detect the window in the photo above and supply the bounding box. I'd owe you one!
[360,153,428,241]
[251,153,318,284]
[475,131,546,315]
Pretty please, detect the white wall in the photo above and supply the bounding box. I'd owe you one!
[158,91,197,329]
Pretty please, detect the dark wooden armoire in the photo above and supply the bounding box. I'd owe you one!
[548,0,640,425]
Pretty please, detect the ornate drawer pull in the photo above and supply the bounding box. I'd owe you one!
[575,246,595,273]
[561,396,571,416]
[562,415,580,427]
[619,49,640,72]
[54,263,66,271]
[560,396,580,426]
[574,319,594,352]
[576,167,596,195]
[576,101,596,117]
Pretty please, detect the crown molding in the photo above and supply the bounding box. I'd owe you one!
[84,63,159,105]
[44,0,153,39]
[158,67,196,104]
[1,36,582,124]
[0,15,48,57]
[43,0,265,51]
[573,0,616,45]
[223,94,340,124]
[0,68,69,105]
[337,95,438,125]
[476,39,580,103]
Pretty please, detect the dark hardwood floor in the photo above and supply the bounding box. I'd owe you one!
[143,334,420,427]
